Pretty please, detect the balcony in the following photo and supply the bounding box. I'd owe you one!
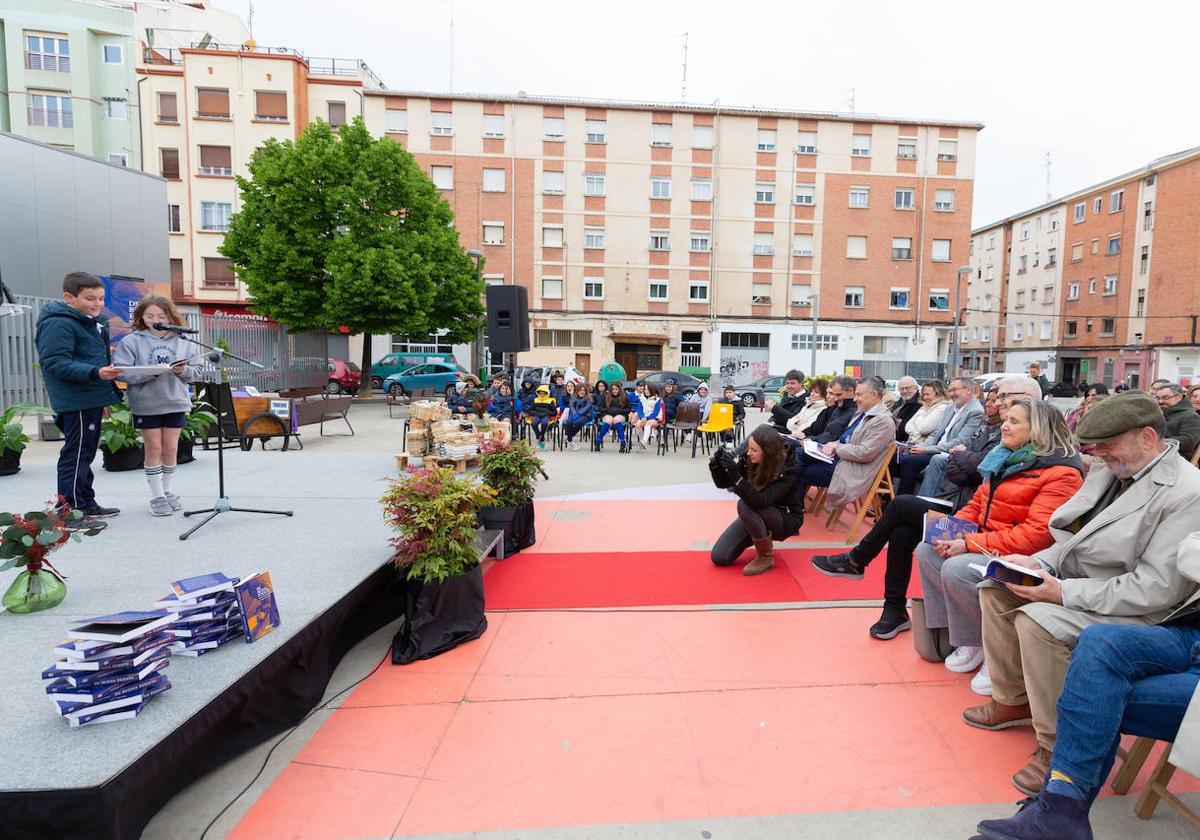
[143,47,182,66]
[680,352,703,368]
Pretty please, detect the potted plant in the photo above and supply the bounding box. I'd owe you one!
[99,399,144,472]
[177,399,218,465]
[381,465,496,664]
[1,500,102,613]
[477,440,543,555]
[0,402,51,476]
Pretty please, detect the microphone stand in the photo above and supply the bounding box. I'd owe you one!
[174,333,293,540]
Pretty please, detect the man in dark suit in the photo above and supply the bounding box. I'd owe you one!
[765,369,808,433]
[890,375,921,440]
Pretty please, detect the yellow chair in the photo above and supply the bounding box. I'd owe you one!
[693,402,734,458]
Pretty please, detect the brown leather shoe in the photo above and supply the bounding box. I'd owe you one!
[962,699,1033,731]
[1012,746,1052,796]
[743,537,775,576]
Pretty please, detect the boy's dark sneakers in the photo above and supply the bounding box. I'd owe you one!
[64,517,106,533]
[80,504,120,518]
[869,610,912,640]
[811,553,865,580]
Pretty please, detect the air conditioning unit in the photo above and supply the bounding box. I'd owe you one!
[667,337,679,349]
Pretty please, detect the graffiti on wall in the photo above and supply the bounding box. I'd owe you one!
[719,354,769,387]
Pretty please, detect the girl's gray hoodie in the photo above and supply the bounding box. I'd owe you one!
[112,330,203,415]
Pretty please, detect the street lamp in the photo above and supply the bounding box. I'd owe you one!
[953,266,972,377]
[467,250,484,378]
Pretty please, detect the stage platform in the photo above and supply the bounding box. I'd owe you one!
[0,443,402,839]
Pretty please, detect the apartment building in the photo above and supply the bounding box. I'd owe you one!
[1000,203,1065,376]
[360,91,980,382]
[962,222,1005,372]
[0,0,141,167]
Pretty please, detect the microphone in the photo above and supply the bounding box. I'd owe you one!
[155,323,198,334]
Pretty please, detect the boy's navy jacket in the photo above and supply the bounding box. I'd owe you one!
[568,395,595,423]
[34,302,122,412]
[447,391,473,413]
[487,393,517,421]
[661,391,683,422]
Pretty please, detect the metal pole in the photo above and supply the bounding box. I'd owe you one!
[810,292,819,377]
[953,266,971,378]
[468,250,483,378]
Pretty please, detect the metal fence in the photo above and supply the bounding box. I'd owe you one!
[1,296,330,412]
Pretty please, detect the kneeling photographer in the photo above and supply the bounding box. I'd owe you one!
[710,426,805,575]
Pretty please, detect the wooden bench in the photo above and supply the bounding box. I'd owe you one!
[292,394,354,438]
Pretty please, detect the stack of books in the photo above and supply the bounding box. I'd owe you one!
[157,572,245,656]
[43,611,176,727]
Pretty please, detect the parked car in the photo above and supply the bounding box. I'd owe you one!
[511,365,586,386]
[971,373,1010,392]
[382,361,471,398]
[370,352,454,389]
[729,375,787,408]
[326,359,362,395]
[621,370,704,398]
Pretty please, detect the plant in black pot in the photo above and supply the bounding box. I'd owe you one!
[381,465,497,664]
[99,400,144,472]
[477,440,543,556]
[177,399,217,465]
[0,402,50,476]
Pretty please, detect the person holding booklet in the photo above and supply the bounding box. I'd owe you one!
[812,398,1084,646]
[112,295,202,516]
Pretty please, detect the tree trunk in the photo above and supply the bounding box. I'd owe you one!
[358,332,373,397]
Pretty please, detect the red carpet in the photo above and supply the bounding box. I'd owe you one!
[484,548,920,609]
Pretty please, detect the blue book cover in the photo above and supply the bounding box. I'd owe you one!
[923,513,979,545]
[68,611,174,643]
[66,678,171,727]
[170,572,236,600]
[54,674,170,717]
[57,652,170,687]
[235,571,280,643]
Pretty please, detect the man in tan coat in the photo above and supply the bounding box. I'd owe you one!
[963,391,1200,797]
[821,377,895,509]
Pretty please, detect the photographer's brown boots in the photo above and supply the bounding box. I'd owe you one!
[743,537,775,575]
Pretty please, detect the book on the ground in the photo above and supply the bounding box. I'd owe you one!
[68,610,175,644]
[801,439,835,464]
[170,572,237,600]
[969,558,1047,587]
[234,571,280,643]
[922,513,979,544]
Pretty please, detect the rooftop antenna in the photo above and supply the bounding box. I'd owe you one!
[679,32,689,102]
[247,0,254,37]
[448,0,455,92]
[1044,151,1053,201]
[844,87,856,114]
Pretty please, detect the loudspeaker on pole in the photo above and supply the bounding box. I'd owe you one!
[485,285,531,353]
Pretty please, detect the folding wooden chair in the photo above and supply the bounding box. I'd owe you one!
[824,444,897,543]
[1112,737,1200,830]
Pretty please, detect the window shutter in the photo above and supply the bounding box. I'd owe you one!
[256,91,287,119]
[197,88,229,117]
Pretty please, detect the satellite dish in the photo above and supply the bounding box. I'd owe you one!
[243,38,257,51]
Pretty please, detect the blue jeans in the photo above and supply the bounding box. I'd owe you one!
[531,416,551,441]
[1052,622,1200,801]
[792,457,836,501]
[893,450,934,496]
[917,452,951,497]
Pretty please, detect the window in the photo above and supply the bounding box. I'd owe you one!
[844,286,865,307]
[26,34,71,72]
[934,189,955,211]
[692,124,713,148]
[431,165,453,189]
[986,264,995,280]
[482,168,505,192]
[1013,323,1023,341]
[691,179,712,201]
[157,92,177,123]
[1144,200,1154,230]
[196,88,230,118]
[541,277,563,298]
[430,111,453,135]
[892,237,912,260]
[796,131,817,154]
[1030,287,1038,303]
[1065,320,1078,338]
[482,222,504,245]
[1046,247,1057,267]
[1100,318,1115,336]
[1067,282,1080,300]
[792,233,814,257]
[792,333,838,351]
[931,239,951,262]
[534,329,593,348]
[890,288,910,309]
[1091,239,1099,254]
[1136,288,1146,318]
[1018,254,1028,272]
[1015,290,1026,307]
[1089,277,1097,294]
[482,114,505,138]
[690,232,710,252]
[846,235,867,259]
[981,327,991,343]
[1041,320,1052,339]
[791,284,813,306]
[542,226,564,248]
[542,170,564,194]
[483,274,504,286]
[649,231,670,251]
[107,154,126,167]
[755,182,775,203]
[1044,284,1055,302]
[255,91,288,121]
[851,134,871,156]
[1048,213,1060,231]
[849,186,869,208]
[1093,196,1103,214]
[104,99,127,120]
[1073,202,1086,223]
[1107,235,1121,255]
[101,43,123,64]
[1021,222,1030,240]
[988,235,996,249]
[326,101,346,127]
[960,328,969,343]
[897,140,917,159]
[753,232,774,255]
[794,183,815,205]
[651,177,672,198]
[928,289,950,311]
[649,279,668,300]
[894,187,914,210]
[585,228,605,249]
[203,258,236,289]
[937,139,958,161]
[1071,243,1083,263]
[160,148,180,180]
[1110,189,1124,212]
[751,282,772,305]
[584,277,604,299]
[757,129,777,152]
[584,173,606,195]
[689,281,709,302]
[198,145,232,175]
[585,119,606,143]
[167,204,181,233]
[651,123,672,146]
[1140,245,1149,274]
[1103,274,1117,295]
[543,117,564,140]
[200,201,232,232]
[385,108,407,133]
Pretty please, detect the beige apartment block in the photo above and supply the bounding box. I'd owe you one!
[962,222,1005,372]
[362,91,980,381]
[1000,202,1065,376]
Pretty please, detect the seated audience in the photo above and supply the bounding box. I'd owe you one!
[890,376,922,440]
[900,380,951,447]
[719,385,746,443]
[688,381,713,423]
[516,377,538,415]
[917,381,1002,502]
[763,369,808,433]
[447,380,474,415]
[1064,383,1108,431]
[710,426,805,575]
[791,376,857,444]
[596,381,630,451]
[1155,381,1200,461]
[527,384,558,451]
[963,391,1200,797]
[635,384,665,450]
[487,381,518,423]
[562,384,594,450]
[787,377,828,435]
[1188,382,1200,413]
[894,377,983,496]
[661,380,684,423]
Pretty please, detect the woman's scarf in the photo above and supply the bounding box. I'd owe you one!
[978,442,1038,481]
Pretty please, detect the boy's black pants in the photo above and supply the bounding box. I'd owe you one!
[55,408,102,511]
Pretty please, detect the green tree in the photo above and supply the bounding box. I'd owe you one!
[220,118,484,393]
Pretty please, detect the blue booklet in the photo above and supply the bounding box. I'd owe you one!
[68,611,174,644]
[54,674,170,718]
[170,572,237,600]
[54,652,170,687]
[235,571,280,643]
[44,635,174,673]
[923,513,979,544]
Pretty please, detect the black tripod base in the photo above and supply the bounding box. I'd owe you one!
[179,497,293,541]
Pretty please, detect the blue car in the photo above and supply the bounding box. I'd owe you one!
[383,361,470,398]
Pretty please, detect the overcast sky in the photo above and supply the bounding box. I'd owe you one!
[215,0,1200,227]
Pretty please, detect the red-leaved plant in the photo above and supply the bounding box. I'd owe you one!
[0,497,101,576]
